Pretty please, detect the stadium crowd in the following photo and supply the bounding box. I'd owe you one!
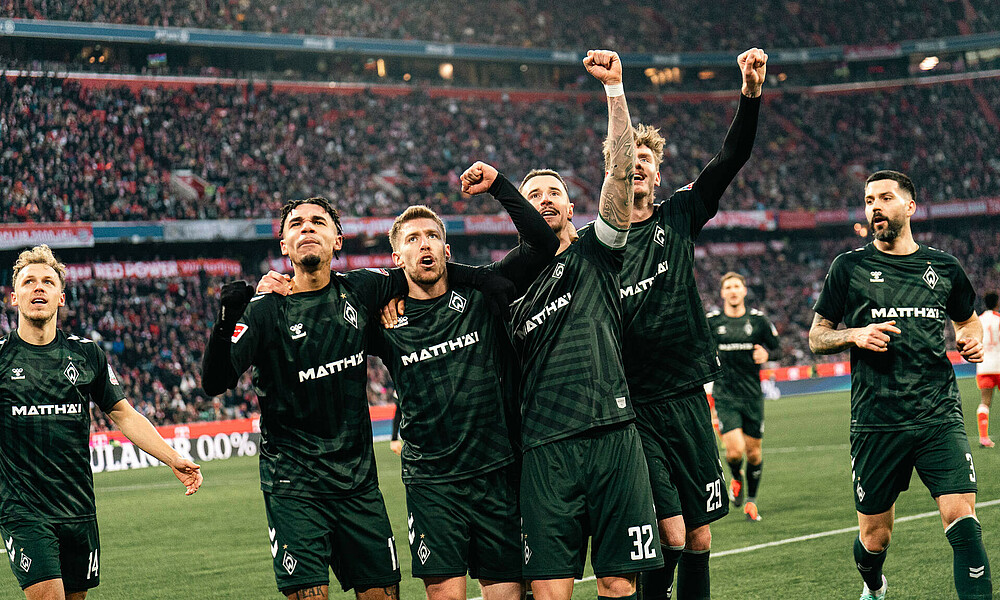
[5,0,998,52]
[2,219,995,432]
[3,73,1000,224]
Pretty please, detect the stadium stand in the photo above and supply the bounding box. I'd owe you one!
[6,0,999,52]
[3,73,1000,223]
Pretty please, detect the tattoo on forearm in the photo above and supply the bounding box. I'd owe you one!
[809,314,852,354]
[599,94,634,230]
[383,585,400,600]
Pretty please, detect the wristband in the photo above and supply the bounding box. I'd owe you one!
[604,83,624,97]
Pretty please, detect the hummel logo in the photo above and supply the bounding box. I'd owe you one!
[5,536,13,563]
[344,302,358,329]
[869,271,884,283]
[408,514,415,545]
[64,362,79,385]
[923,264,939,289]
[269,528,278,558]
[289,323,307,340]
[10,368,24,380]
[552,263,565,279]
[970,565,986,579]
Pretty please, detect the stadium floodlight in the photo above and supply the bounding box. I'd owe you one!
[919,56,939,71]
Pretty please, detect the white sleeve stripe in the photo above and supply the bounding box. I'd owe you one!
[595,215,629,249]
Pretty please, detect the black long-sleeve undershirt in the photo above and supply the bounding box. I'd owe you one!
[450,173,559,296]
[692,93,761,223]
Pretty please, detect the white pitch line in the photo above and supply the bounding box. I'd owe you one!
[766,443,849,454]
[468,498,1000,599]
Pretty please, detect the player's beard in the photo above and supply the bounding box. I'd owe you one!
[299,253,322,270]
[409,264,445,286]
[22,308,57,328]
[871,214,903,242]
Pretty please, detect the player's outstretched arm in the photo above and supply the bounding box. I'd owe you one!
[954,313,984,363]
[689,48,766,233]
[586,49,634,235]
[107,400,203,495]
[809,313,901,355]
[461,161,559,292]
[201,280,253,395]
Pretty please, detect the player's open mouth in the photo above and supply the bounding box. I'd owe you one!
[419,255,434,267]
[30,298,47,305]
[540,208,559,218]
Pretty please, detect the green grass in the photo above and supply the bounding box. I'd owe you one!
[2,379,998,599]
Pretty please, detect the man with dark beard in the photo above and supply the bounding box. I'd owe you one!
[809,170,991,600]
[202,197,407,600]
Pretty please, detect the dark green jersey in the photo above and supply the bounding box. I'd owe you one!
[620,188,722,404]
[0,330,125,523]
[510,223,633,450]
[372,286,516,483]
[230,269,400,498]
[813,243,976,432]
[706,309,780,401]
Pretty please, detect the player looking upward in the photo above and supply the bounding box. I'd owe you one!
[706,271,780,521]
[1,244,202,600]
[371,163,557,600]
[620,48,766,600]
[809,170,991,600]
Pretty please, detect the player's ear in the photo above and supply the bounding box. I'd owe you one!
[654,171,661,187]
[332,234,344,253]
[279,239,289,257]
[391,252,403,268]
[58,292,66,307]
[905,197,916,218]
[567,202,574,219]
[444,244,452,261]
[9,291,17,307]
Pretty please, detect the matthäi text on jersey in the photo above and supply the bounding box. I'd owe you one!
[870,307,942,319]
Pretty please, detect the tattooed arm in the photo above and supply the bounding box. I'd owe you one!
[584,49,635,238]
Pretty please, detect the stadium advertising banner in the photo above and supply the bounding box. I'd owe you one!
[0,223,95,250]
[65,258,241,281]
[89,418,261,474]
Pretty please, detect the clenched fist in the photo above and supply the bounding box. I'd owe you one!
[737,47,768,98]
[583,49,623,86]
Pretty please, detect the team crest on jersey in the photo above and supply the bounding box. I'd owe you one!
[289,322,307,339]
[552,263,565,279]
[417,540,431,565]
[744,321,754,336]
[654,225,666,247]
[10,368,24,381]
[716,325,726,335]
[231,323,248,343]
[922,264,939,289]
[344,302,358,329]
[19,552,30,573]
[282,551,297,575]
[64,362,80,385]
[448,291,468,313]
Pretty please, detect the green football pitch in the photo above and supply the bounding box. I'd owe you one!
[3,379,998,599]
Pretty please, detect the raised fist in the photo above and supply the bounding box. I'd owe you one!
[737,48,768,97]
[583,50,623,86]
[461,161,499,196]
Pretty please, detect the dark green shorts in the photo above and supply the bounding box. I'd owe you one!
[520,424,662,580]
[263,488,401,594]
[715,396,765,438]
[1,515,100,592]
[635,389,729,526]
[851,420,978,515]
[405,466,521,581]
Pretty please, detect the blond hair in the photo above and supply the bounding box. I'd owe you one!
[604,123,665,172]
[389,206,446,251]
[12,245,67,290]
[720,271,746,287]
